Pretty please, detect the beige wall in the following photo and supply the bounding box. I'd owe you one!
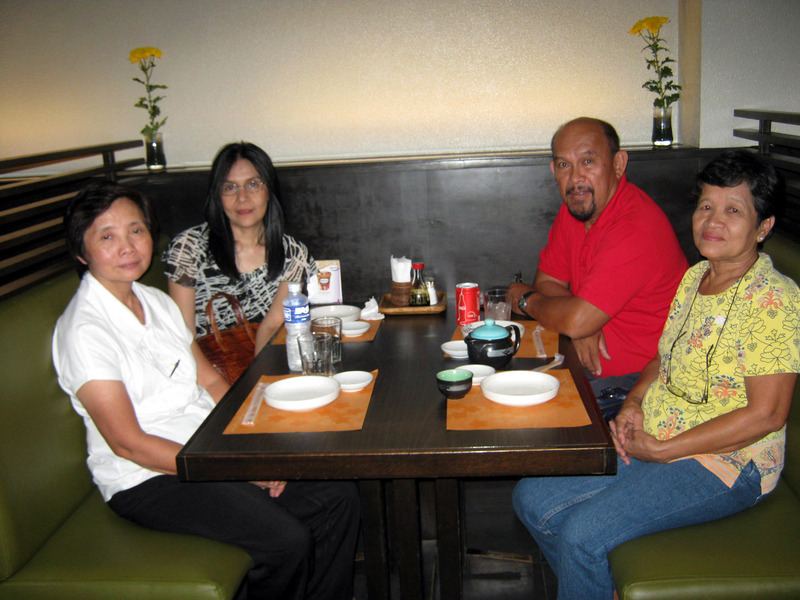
[0,0,797,169]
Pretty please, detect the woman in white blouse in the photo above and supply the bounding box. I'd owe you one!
[53,182,358,600]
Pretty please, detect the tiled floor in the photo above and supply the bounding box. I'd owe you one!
[354,479,557,599]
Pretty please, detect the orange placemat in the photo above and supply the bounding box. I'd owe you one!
[224,370,377,434]
[271,320,381,345]
[451,322,559,358]
[446,370,590,430]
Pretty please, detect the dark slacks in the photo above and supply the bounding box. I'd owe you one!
[108,476,360,600]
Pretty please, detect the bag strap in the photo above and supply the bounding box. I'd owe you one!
[204,292,258,346]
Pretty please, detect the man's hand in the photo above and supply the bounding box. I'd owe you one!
[572,330,611,376]
[508,282,534,315]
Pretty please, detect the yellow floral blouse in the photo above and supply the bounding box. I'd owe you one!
[642,254,800,494]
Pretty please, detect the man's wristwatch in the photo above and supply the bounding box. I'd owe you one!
[518,291,535,315]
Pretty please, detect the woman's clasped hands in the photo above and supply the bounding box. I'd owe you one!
[609,400,665,465]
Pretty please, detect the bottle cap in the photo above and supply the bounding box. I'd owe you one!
[412,262,424,269]
[287,282,302,293]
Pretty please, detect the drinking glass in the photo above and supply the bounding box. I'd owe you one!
[311,316,342,369]
[484,288,511,321]
[297,332,333,376]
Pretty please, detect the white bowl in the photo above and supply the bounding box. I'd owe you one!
[480,371,560,407]
[342,320,371,337]
[459,364,496,384]
[441,340,468,359]
[310,305,362,323]
[460,320,526,339]
[333,370,374,392]
[264,376,341,411]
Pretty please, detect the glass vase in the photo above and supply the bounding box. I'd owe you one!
[144,132,167,170]
[651,107,673,147]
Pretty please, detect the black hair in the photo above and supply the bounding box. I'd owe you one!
[694,149,782,239]
[64,182,156,275]
[204,142,286,282]
[551,117,620,157]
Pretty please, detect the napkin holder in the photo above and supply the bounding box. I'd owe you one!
[390,281,411,306]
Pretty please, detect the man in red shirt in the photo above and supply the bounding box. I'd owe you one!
[509,117,688,419]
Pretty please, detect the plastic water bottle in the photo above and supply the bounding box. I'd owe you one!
[283,282,311,371]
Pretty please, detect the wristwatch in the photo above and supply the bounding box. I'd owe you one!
[518,291,535,314]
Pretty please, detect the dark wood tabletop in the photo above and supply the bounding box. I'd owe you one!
[177,310,615,482]
[177,308,615,599]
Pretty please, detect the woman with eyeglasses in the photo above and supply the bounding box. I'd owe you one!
[164,142,317,354]
[513,149,800,600]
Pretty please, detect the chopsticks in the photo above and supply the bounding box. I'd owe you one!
[241,382,268,426]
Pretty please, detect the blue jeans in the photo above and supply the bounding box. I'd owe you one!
[512,457,762,600]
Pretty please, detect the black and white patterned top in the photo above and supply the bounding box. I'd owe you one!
[162,223,316,337]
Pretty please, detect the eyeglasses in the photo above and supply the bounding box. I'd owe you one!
[664,330,714,404]
[663,257,757,405]
[220,179,265,197]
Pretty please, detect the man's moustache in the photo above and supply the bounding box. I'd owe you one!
[566,186,593,196]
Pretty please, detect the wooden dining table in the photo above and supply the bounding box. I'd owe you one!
[177,308,616,600]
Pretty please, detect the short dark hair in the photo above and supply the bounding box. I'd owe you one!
[694,149,782,228]
[551,117,620,157]
[64,182,156,274]
[204,142,286,282]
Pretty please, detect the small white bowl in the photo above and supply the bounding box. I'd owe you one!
[333,370,374,392]
[342,320,371,337]
[310,305,362,323]
[459,364,496,384]
[441,340,468,359]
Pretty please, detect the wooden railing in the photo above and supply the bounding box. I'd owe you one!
[0,141,144,300]
[734,109,800,237]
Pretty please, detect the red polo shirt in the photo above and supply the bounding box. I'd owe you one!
[538,175,688,376]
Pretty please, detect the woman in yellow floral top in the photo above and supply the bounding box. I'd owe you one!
[513,149,800,600]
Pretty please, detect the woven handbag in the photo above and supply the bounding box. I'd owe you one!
[196,292,259,384]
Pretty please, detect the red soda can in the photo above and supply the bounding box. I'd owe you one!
[456,282,480,326]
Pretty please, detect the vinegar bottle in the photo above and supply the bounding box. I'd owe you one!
[409,262,430,306]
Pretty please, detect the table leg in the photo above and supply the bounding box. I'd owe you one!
[435,478,463,600]
[391,479,423,600]
[359,480,390,600]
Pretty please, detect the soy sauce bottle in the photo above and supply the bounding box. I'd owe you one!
[409,262,430,306]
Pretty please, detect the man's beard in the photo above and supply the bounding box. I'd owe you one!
[565,186,596,222]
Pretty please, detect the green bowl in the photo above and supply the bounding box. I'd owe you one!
[436,369,473,399]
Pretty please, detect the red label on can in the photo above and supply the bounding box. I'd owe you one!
[456,283,480,326]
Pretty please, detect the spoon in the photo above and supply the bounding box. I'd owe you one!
[532,353,564,372]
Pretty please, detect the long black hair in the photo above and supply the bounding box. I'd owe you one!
[204,142,286,281]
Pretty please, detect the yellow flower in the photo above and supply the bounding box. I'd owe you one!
[629,16,669,35]
[129,47,163,63]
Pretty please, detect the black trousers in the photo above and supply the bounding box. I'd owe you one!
[109,476,360,600]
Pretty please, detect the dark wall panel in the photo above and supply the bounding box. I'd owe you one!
[133,147,723,305]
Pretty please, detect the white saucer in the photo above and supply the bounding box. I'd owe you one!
[460,364,496,384]
[480,371,560,407]
[264,376,340,411]
[310,305,362,323]
[441,340,468,359]
[342,320,371,337]
[333,370,374,392]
